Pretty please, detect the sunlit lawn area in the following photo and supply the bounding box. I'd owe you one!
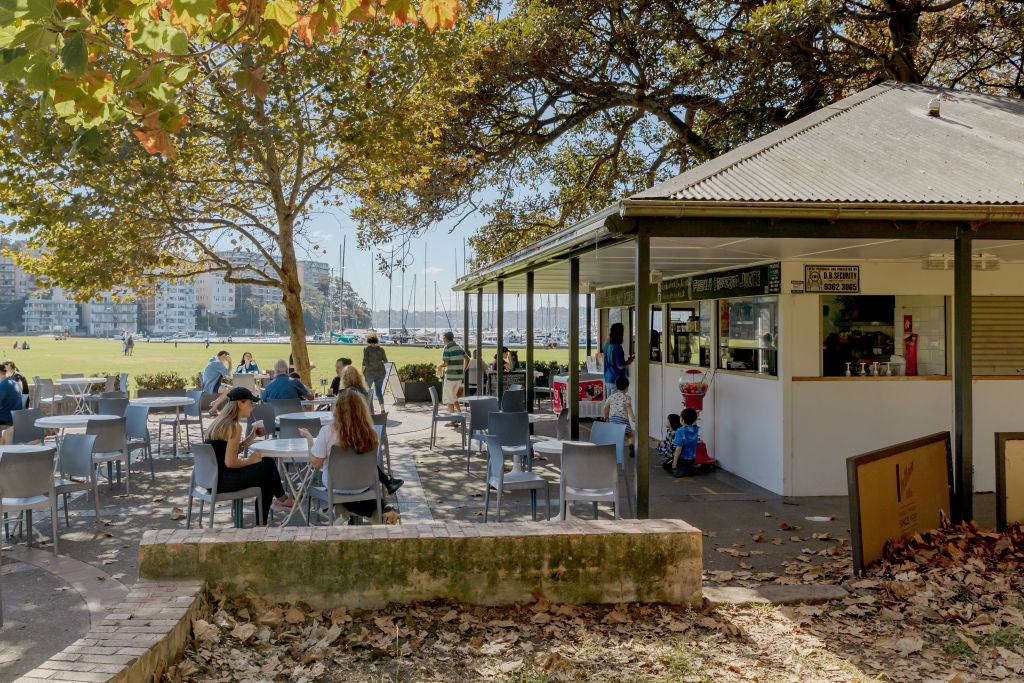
[0,336,578,391]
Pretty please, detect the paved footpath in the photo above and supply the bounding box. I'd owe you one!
[0,400,998,679]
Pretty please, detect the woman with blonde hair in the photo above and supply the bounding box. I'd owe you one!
[340,365,370,404]
[205,387,291,523]
[298,388,404,507]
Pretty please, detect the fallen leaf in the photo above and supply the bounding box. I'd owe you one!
[169,507,185,520]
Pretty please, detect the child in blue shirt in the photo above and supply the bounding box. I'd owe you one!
[671,408,699,478]
[657,413,681,467]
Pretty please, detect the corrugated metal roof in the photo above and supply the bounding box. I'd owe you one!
[632,82,1024,205]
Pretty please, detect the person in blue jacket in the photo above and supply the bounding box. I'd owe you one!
[602,322,633,399]
[670,408,700,478]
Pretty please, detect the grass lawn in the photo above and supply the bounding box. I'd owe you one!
[0,336,577,392]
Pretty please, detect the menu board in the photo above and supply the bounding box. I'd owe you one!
[594,262,782,308]
[847,433,953,573]
[996,432,1024,532]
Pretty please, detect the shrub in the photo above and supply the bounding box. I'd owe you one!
[397,363,441,383]
[135,371,188,390]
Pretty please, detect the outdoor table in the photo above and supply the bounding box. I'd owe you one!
[301,396,336,408]
[250,438,312,526]
[34,414,118,452]
[275,412,333,427]
[458,395,497,405]
[129,396,197,457]
[53,377,107,414]
[531,440,566,457]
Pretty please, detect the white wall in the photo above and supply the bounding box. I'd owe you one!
[790,380,954,495]
[973,379,1024,492]
[714,373,784,493]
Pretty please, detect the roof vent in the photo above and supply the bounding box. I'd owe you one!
[928,98,941,117]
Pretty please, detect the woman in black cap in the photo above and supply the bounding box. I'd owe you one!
[204,387,291,523]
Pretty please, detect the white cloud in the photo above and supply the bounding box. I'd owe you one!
[425,266,443,275]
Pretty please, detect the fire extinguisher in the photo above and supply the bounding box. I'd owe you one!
[903,314,918,376]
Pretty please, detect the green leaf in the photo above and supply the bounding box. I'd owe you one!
[24,57,50,90]
[60,32,87,77]
[14,24,56,52]
[0,48,28,81]
[131,21,189,55]
[70,128,103,155]
[167,64,193,86]
[263,0,298,28]
[25,0,55,20]
[171,0,218,24]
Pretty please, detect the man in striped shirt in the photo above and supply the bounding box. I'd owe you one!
[438,331,468,413]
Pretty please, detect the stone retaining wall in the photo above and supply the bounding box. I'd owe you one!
[139,519,703,609]
[15,580,203,683]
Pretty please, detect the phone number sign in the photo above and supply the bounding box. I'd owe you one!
[804,265,860,293]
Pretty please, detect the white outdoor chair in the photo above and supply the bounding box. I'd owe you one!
[428,385,465,450]
[488,411,531,470]
[32,376,68,415]
[0,446,59,553]
[371,412,392,476]
[87,417,130,493]
[306,446,382,525]
[232,373,258,395]
[186,443,263,528]
[279,416,322,440]
[589,421,628,467]
[483,435,548,522]
[500,389,526,413]
[268,399,302,416]
[55,434,100,527]
[559,442,619,520]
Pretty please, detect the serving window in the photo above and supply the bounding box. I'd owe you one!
[667,301,712,367]
[719,296,777,376]
[821,295,946,376]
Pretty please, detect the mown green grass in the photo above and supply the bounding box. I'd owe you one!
[0,336,576,392]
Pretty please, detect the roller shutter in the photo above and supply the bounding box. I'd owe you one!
[972,297,1024,375]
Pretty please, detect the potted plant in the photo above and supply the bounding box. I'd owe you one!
[397,363,443,403]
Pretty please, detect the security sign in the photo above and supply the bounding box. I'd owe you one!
[805,265,860,294]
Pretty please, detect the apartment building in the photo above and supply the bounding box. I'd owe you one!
[195,271,236,315]
[23,287,79,334]
[80,293,139,337]
[140,279,195,335]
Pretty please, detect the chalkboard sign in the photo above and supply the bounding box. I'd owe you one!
[381,362,405,406]
[595,262,782,308]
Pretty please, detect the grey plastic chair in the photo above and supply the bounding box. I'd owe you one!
[533,376,554,409]
[124,405,155,481]
[306,446,382,525]
[371,412,392,476]
[55,434,100,527]
[11,408,44,444]
[559,442,618,520]
[87,417,129,493]
[96,397,129,417]
[465,397,499,471]
[589,421,627,467]
[279,416,322,440]
[428,385,465,450]
[483,435,548,522]
[555,408,569,440]
[32,376,68,415]
[186,443,263,528]
[232,373,258,394]
[176,389,206,447]
[119,373,128,394]
[248,404,278,440]
[488,411,531,470]
[268,399,302,416]
[0,446,59,553]
[501,389,526,413]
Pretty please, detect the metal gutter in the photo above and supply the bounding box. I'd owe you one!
[617,199,1024,224]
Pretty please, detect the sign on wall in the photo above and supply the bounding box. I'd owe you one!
[995,432,1024,532]
[596,262,783,308]
[846,432,954,574]
[804,265,860,293]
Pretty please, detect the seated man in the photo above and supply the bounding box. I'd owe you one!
[263,359,314,401]
[203,350,232,415]
[0,363,24,444]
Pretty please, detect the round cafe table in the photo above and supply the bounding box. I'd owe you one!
[35,414,119,450]
[275,412,333,426]
[250,438,312,526]
[53,377,107,414]
[129,396,197,457]
[301,396,336,408]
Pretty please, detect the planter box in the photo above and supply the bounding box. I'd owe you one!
[402,381,442,403]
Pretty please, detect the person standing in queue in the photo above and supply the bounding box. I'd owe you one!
[204,387,292,523]
[602,322,633,401]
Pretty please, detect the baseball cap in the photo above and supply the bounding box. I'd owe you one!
[226,387,258,402]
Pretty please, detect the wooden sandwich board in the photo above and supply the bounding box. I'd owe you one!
[846,432,954,574]
[382,361,405,406]
[995,432,1024,532]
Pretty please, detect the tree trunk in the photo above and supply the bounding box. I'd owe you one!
[278,235,312,388]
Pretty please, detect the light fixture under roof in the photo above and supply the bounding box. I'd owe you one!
[580,281,596,294]
[650,269,663,284]
[921,253,1000,271]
